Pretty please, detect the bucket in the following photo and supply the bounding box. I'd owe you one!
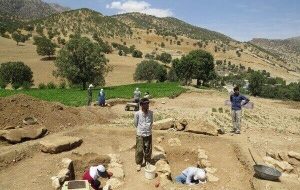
[144,164,156,180]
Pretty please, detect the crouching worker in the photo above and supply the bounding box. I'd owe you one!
[82,165,113,190]
[175,167,207,185]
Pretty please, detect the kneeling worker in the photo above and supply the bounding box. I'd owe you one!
[82,165,113,190]
[175,167,207,185]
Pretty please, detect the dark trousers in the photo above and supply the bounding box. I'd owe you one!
[135,135,152,165]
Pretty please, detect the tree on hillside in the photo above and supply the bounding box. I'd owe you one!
[12,32,26,45]
[158,52,172,64]
[54,36,109,90]
[36,37,56,58]
[0,62,33,89]
[174,50,216,86]
[248,71,265,96]
[134,60,166,82]
[132,50,143,58]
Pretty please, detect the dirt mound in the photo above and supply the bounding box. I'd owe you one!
[0,94,114,133]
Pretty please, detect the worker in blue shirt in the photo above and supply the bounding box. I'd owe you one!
[230,86,249,134]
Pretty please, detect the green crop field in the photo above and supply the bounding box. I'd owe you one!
[0,82,186,107]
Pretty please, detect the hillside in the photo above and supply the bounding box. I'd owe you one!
[0,0,68,20]
[31,8,133,38]
[250,37,300,71]
[112,12,232,42]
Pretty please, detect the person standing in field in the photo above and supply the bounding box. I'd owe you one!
[134,98,153,171]
[133,87,141,109]
[87,84,94,106]
[98,89,105,106]
[230,86,249,134]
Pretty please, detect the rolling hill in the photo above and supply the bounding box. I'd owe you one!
[250,37,300,71]
[112,12,232,42]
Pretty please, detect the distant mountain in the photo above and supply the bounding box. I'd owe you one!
[112,12,232,42]
[49,3,70,13]
[250,37,300,66]
[0,0,69,20]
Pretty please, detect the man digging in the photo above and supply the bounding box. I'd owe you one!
[230,86,249,134]
[134,98,153,171]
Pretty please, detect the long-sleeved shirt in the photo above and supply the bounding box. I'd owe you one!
[182,167,205,185]
[134,110,153,137]
[134,90,141,100]
[230,93,249,110]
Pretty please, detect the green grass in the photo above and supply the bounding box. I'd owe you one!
[0,82,186,107]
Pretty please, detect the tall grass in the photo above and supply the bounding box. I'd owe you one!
[0,82,186,107]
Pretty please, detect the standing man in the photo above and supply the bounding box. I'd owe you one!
[98,89,105,107]
[133,87,141,109]
[230,86,249,134]
[134,98,153,171]
[87,84,94,106]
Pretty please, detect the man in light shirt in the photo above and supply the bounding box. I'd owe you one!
[134,98,153,171]
[175,167,207,185]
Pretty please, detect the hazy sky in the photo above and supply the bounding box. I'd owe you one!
[44,0,300,41]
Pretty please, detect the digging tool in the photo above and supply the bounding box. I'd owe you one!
[248,148,281,181]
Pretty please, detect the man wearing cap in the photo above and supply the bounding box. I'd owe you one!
[134,98,153,171]
[87,84,94,106]
[82,165,113,190]
[175,167,207,185]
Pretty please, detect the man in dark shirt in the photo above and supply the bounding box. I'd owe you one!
[230,86,249,134]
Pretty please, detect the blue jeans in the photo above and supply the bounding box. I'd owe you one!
[175,173,187,184]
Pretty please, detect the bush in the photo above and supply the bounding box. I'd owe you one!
[134,60,166,82]
[145,53,155,59]
[0,62,33,89]
[167,66,178,82]
[132,50,143,58]
[47,82,57,89]
[157,52,172,64]
[38,83,47,89]
[59,81,67,89]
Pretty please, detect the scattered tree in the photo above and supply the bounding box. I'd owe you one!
[132,50,143,58]
[248,71,265,96]
[0,62,33,89]
[36,37,56,58]
[54,36,109,90]
[12,32,26,45]
[134,60,166,82]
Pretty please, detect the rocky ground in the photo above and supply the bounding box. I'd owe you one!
[0,89,300,190]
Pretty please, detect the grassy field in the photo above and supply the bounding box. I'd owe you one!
[0,82,186,107]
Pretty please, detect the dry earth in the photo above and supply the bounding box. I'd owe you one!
[0,89,300,190]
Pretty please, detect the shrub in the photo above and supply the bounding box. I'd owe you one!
[59,81,67,89]
[132,50,143,58]
[38,83,47,89]
[0,62,33,89]
[47,82,57,89]
[157,52,172,64]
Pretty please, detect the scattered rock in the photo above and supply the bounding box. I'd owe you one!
[108,154,122,164]
[159,173,173,188]
[198,159,212,168]
[281,173,299,179]
[60,158,75,180]
[205,167,217,174]
[154,145,166,154]
[288,151,300,160]
[57,168,71,183]
[152,151,167,161]
[155,160,171,176]
[153,118,175,130]
[175,119,188,131]
[156,136,164,143]
[51,176,60,190]
[106,178,124,189]
[263,156,294,173]
[197,148,208,160]
[108,166,124,180]
[168,138,181,146]
[266,150,277,159]
[40,136,82,154]
[186,121,218,136]
[278,152,289,162]
[2,127,47,143]
[207,173,219,182]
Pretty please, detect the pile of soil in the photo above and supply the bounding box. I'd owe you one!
[0,94,115,132]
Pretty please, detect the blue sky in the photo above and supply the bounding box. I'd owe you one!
[44,0,300,41]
